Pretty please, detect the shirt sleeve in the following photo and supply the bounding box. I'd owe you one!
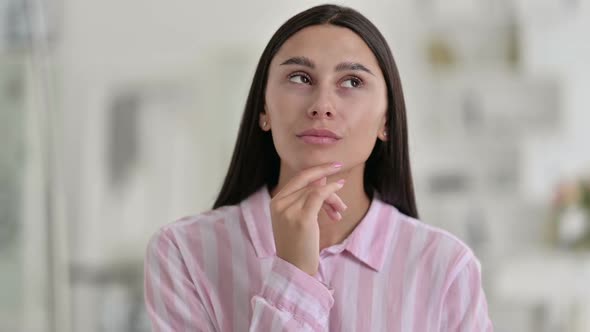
[250,256,335,331]
[144,228,217,332]
[442,253,494,332]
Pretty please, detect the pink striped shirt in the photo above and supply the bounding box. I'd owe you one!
[144,185,493,331]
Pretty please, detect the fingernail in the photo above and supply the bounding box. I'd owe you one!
[337,179,346,185]
[332,162,343,168]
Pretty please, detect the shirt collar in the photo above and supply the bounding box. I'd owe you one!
[239,185,400,272]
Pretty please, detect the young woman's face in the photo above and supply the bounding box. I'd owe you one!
[262,24,388,172]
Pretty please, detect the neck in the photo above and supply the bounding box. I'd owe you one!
[270,162,372,252]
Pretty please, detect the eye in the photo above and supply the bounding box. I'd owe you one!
[288,73,312,85]
[340,77,363,88]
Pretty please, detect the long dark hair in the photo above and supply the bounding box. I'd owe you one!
[213,4,418,218]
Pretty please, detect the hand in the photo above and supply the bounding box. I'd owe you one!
[270,162,348,276]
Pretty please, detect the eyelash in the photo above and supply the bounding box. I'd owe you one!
[287,72,364,88]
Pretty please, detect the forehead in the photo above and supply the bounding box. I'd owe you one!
[273,24,379,69]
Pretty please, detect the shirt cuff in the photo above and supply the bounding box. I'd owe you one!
[259,256,335,326]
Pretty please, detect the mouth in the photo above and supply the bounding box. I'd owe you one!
[296,128,342,145]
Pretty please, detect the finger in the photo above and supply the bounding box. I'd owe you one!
[322,203,342,222]
[275,176,325,212]
[324,192,347,213]
[302,180,346,219]
[310,176,327,187]
[275,162,343,198]
[275,175,328,212]
[315,193,346,219]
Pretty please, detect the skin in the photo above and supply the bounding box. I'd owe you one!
[259,24,389,276]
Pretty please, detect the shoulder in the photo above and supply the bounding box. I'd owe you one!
[146,204,243,257]
[392,207,480,280]
[402,211,474,255]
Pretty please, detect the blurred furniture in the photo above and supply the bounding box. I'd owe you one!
[494,250,590,332]
[70,261,150,332]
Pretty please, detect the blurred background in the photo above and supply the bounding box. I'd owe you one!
[1,0,590,331]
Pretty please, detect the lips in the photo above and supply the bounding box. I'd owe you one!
[296,128,342,139]
[296,128,342,145]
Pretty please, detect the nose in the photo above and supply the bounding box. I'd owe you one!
[307,87,336,120]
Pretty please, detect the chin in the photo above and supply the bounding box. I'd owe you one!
[293,155,340,169]
[278,145,347,170]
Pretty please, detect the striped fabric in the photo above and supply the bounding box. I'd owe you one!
[144,185,493,331]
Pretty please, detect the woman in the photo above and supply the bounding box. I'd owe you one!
[145,4,493,331]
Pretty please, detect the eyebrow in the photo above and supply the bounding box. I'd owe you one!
[279,56,375,76]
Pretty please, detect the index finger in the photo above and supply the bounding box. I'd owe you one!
[275,162,343,198]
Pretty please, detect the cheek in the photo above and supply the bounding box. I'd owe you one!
[265,83,306,116]
[342,87,386,112]
[344,100,384,132]
[346,122,381,162]
[265,88,298,149]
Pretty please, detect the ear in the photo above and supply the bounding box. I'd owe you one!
[378,115,389,142]
[259,111,270,131]
[379,128,389,141]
